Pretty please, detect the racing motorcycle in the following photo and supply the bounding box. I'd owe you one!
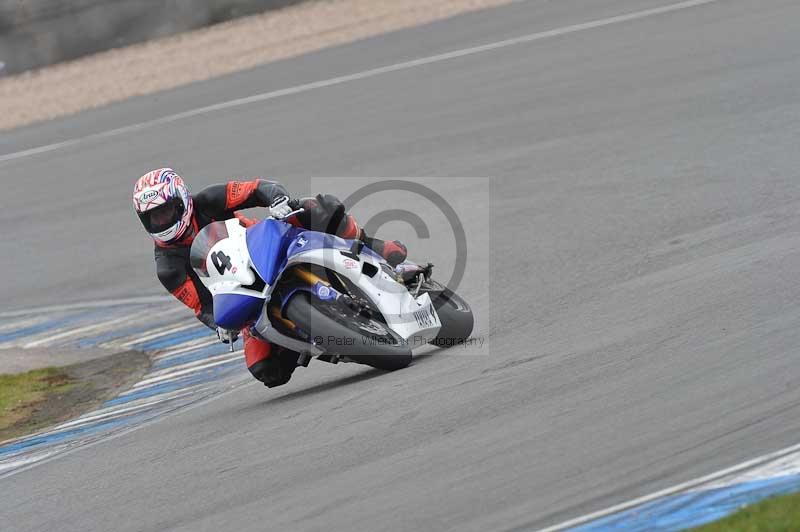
[189,211,474,373]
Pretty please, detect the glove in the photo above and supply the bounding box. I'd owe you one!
[216,327,240,344]
[268,195,294,219]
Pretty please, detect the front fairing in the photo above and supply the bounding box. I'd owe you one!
[190,218,300,330]
[245,219,302,286]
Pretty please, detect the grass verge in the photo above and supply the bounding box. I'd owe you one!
[0,368,75,434]
[0,351,149,442]
[691,492,800,531]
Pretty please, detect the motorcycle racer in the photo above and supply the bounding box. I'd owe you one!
[133,168,407,387]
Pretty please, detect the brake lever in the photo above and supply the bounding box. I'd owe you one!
[280,207,305,219]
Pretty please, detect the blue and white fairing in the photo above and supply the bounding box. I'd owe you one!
[189,218,292,329]
[190,217,441,343]
[275,230,442,343]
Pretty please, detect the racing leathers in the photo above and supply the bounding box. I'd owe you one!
[153,179,407,387]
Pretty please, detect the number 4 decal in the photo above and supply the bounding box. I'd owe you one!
[211,251,233,275]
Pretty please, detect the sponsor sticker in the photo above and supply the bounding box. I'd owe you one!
[343,258,359,269]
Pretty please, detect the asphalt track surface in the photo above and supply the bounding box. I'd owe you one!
[3,0,800,530]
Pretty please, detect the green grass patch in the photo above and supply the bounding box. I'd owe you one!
[691,491,800,531]
[0,368,74,432]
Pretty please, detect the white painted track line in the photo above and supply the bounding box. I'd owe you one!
[131,354,243,389]
[0,296,171,319]
[538,441,800,531]
[0,0,722,165]
[22,308,156,348]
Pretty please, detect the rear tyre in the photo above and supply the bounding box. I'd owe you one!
[284,293,412,371]
[423,281,474,347]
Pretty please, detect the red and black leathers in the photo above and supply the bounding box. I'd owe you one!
[154,182,372,326]
[155,179,406,387]
[151,179,405,386]
[153,179,290,329]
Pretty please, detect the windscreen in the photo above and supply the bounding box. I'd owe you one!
[189,221,229,278]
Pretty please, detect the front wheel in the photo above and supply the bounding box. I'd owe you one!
[284,293,412,371]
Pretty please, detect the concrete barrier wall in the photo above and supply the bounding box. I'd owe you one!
[0,0,305,75]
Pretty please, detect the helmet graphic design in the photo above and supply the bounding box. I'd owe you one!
[133,168,193,244]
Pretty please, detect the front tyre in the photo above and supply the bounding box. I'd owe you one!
[284,293,412,371]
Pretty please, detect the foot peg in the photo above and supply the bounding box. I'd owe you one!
[396,262,434,284]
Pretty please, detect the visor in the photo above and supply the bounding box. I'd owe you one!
[138,196,185,234]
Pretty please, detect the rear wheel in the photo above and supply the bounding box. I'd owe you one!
[420,280,474,347]
[284,293,412,371]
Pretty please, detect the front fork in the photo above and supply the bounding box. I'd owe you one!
[270,266,360,367]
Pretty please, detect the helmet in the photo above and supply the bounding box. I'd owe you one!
[133,168,193,244]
